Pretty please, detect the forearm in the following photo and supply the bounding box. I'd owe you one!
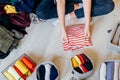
[82,0,92,26]
[56,0,66,31]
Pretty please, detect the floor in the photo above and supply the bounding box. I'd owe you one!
[0,0,120,80]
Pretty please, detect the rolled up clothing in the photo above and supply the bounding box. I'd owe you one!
[106,62,114,80]
[74,56,82,65]
[77,54,86,64]
[13,65,26,80]
[100,63,106,80]
[15,60,31,76]
[71,58,79,68]
[81,54,91,62]
[21,56,36,72]
[8,67,23,80]
[74,67,83,73]
[3,71,15,80]
[113,62,119,80]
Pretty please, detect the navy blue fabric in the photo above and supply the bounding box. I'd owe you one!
[36,0,114,19]
[50,65,58,80]
[0,0,10,4]
[14,0,34,13]
[36,63,58,80]
[36,65,45,80]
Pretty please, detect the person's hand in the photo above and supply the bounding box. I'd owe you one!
[61,29,68,43]
[85,25,90,38]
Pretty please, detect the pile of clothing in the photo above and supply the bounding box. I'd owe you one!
[0,0,42,39]
[3,55,36,80]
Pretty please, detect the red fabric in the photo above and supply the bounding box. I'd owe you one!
[77,54,86,64]
[80,65,88,73]
[21,56,36,73]
[13,65,26,80]
[62,24,92,51]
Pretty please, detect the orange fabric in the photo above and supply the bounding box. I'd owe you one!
[13,65,26,80]
[21,56,36,72]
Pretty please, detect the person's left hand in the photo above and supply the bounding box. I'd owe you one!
[85,25,90,38]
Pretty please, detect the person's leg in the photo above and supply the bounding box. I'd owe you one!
[35,0,76,19]
[35,0,57,19]
[74,0,115,18]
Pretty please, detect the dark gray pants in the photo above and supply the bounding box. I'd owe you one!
[36,0,115,19]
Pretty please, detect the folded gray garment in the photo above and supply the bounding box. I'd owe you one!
[112,24,120,45]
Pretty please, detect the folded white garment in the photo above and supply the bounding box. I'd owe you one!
[100,63,106,80]
[45,64,51,80]
[8,67,24,80]
[113,62,119,80]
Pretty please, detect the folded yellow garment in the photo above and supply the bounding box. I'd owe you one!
[8,67,24,80]
[3,71,15,80]
[74,56,82,65]
[71,58,79,68]
[15,60,31,76]
[4,5,17,14]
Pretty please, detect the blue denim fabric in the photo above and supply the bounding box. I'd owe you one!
[36,0,114,19]
[14,0,34,13]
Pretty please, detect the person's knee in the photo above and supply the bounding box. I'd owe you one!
[55,0,65,4]
[35,9,47,19]
[105,1,115,13]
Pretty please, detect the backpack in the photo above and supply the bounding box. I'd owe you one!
[0,25,19,59]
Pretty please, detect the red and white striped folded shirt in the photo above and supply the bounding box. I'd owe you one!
[62,24,92,51]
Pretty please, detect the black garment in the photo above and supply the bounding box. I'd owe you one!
[36,65,45,80]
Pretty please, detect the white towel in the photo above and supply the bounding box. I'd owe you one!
[100,63,106,80]
[113,62,119,80]
[45,64,51,80]
[8,67,24,80]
